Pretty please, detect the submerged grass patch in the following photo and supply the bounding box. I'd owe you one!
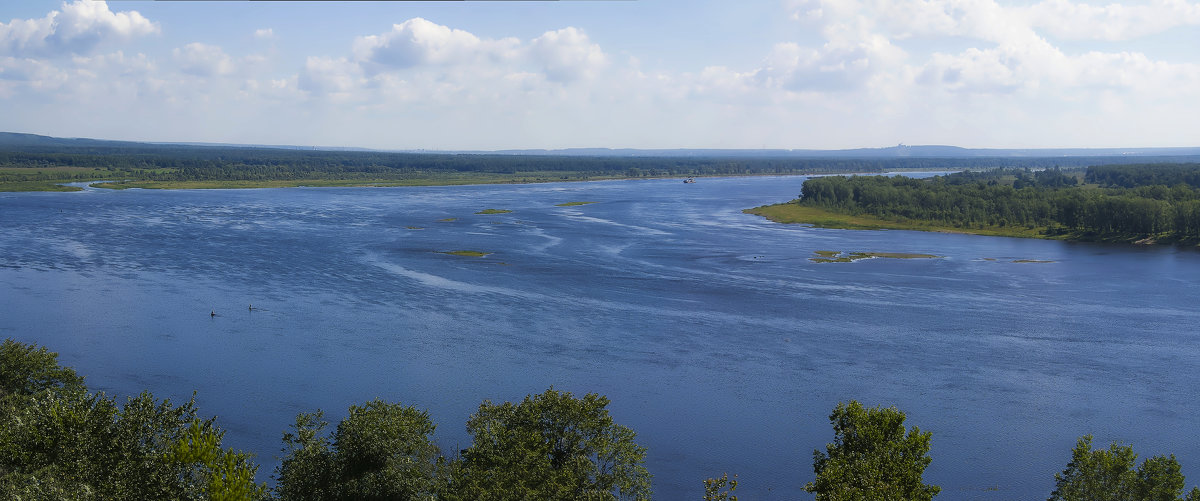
[810,251,941,263]
[437,218,458,222]
[440,250,492,257]
[555,201,598,207]
[476,209,512,214]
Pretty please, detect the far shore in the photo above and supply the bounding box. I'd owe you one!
[2,168,952,192]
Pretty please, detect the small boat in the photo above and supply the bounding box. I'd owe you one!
[683,177,696,184]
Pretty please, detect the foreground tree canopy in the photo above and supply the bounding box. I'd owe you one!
[5,338,1200,499]
[0,339,267,500]
[1049,435,1200,501]
[805,401,940,500]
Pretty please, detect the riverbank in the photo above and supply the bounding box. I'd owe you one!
[745,202,1200,247]
[3,172,761,191]
[743,202,1051,239]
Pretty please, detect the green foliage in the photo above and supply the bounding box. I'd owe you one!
[0,339,265,501]
[798,169,1200,243]
[805,401,939,501]
[0,389,265,500]
[452,388,651,501]
[275,400,443,501]
[6,133,1169,190]
[1087,163,1200,189]
[702,473,738,501]
[1049,435,1200,501]
[168,420,268,501]
[0,339,85,403]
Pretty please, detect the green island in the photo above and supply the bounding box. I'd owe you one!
[555,201,598,206]
[475,209,513,214]
[5,337,1200,500]
[810,250,941,263]
[747,165,1200,246]
[440,250,492,257]
[436,217,457,222]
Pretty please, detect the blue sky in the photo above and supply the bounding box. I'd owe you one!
[2,0,1199,150]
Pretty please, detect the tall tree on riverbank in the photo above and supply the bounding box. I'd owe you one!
[1049,435,1200,501]
[805,401,939,500]
[275,400,444,501]
[451,388,652,500]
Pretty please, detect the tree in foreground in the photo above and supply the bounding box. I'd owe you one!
[451,388,652,500]
[0,338,85,403]
[275,399,443,501]
[702,473,738,501]
[0,338,266,501]
[805,401,939,500]
[1049,435,1200,501]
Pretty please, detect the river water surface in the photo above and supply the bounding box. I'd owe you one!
[2,176,1199,499]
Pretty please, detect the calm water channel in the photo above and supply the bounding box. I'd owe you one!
[2,175,1199,499]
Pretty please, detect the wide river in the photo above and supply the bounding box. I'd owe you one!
[2,175,1199,499]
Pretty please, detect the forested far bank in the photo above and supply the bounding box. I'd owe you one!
[755,165,1200,246]
[5,137,1200,190]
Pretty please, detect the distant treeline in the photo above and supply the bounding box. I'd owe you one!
[1086,163,1200,189]
[6,139,1200,186]
[798,164,1200,243]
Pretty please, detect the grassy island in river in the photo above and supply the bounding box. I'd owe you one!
[747,166,1200,246]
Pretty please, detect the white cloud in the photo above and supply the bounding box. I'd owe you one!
[173,43,235,77]
[0,56,69,97]
[3,1,1199,149]
[298,56,363,97]
[352,17,518,69]
[753,34,905,92]
[0,0,158,57]
[529,27,607,82]
[1025,0,1200,41]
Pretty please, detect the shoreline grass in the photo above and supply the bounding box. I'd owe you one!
[744,203,1049,240]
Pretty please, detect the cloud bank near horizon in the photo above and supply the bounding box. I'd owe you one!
[1,0,1198,150]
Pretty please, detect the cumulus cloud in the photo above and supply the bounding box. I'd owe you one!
[790,0,1200,43]
[1025,0,1200,41]
[298,56,363,96]
[753,35,904,92]
[0,56,68,91]
[0,0,158,57]
[529,27,607,82]
[778,0,1200,98]
[254,28,274,40]
[345,18,608,87]
[173,43,235,77]
[352,17,518,69]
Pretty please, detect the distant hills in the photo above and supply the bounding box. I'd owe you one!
[480,144,1200,158]
[3,131,1199,159]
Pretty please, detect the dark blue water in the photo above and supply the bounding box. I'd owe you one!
[3,176,1199,499]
